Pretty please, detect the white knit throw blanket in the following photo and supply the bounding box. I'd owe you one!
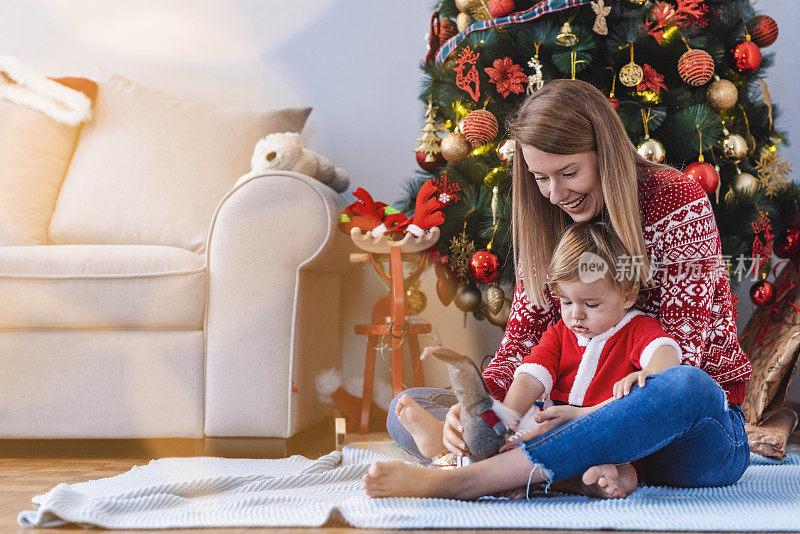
[18,445,800,530]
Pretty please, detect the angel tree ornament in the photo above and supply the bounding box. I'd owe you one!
[590,0,611,35]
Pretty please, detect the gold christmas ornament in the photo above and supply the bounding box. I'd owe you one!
[755,150,792,197]
[733,172,758,195]
[413,99,442,158]
[590,0,611,35]
[556,22,579,47]
[456,12,472,32]
[404,282,427,316]
[497,139,515,163]
[637,138,666,163]
[486,297,512,327]
[619,45,643,87]
[441,131,472,163]
[449,230,476,280]
[706,77,738,111]
[722,133,748,163]
[454,284,482,312]
[455,0,491,21]
[485,284,506,315]
[526,44,544,94]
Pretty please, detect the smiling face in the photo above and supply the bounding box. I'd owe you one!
[554,277,635,338]
[520,144,604,222]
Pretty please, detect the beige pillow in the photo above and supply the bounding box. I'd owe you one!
[48,74,311,254]
[0,77,97,245]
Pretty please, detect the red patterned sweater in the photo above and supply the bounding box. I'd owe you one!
[483,169,752,405]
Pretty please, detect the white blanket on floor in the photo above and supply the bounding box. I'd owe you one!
[18,445,800,530]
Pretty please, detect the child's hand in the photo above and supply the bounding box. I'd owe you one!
[613,369,655,399]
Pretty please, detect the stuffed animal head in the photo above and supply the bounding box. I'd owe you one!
[250,132,303,173]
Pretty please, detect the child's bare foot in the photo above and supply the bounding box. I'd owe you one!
[395,394,446,458]
[579,463,638,499]
[363,461,457,499]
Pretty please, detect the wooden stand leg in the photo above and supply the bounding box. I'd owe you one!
[407,333,425,388]
[389,247,406,397]
[361,335,377,434]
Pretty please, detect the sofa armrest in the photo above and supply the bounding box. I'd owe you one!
[204,171,351,438]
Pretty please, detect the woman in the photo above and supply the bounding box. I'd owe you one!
[372,79,751,500]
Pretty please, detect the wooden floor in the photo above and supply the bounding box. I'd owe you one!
[3,429,799,534]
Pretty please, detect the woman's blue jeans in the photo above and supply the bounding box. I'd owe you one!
[387,365,750,487]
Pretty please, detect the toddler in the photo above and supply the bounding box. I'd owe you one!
[418,221,682,461]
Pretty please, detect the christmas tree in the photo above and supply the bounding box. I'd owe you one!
[404,0,796,327]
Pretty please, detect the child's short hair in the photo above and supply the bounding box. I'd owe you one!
[547,221,642,301]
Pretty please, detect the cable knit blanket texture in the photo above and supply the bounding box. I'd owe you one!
[18,445,800,530]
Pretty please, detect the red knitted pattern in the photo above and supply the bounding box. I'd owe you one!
[483,169,752,404]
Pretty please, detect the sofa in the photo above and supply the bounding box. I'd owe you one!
[0,69,351,455]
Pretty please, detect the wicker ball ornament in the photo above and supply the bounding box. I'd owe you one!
[463,110,499,147]
[441,131,472,163]
[732,39,761,73]
[748,15,779,48]
[619,62,644,87]
[678,49,715,86]
[706,78,738,111]
[685,161,719,195]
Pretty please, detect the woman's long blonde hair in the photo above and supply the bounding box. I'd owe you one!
[507,79,672,307]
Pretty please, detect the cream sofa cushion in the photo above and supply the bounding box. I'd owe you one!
[48,74,311,253]
[0,78,96,245]
[0,245,205,329]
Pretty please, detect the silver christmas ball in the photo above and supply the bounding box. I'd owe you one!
[723,133,748,163]
[497,139,515,164]
[733,172,758,194]
[636,138,666,163]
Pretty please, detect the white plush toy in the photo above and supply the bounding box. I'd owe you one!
[240,132,349,193]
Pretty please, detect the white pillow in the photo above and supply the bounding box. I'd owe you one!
[0,77,97,245]
[48,74,311,254]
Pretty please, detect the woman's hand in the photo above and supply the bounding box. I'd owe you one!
[498,404,591,452]
[613,369,655,399]
[442,403,470,456]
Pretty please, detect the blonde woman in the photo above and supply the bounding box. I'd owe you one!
[376,79,751,500]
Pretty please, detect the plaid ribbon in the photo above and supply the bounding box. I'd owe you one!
[435,0,594,65]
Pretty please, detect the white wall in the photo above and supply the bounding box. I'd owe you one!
[0,0,796,400]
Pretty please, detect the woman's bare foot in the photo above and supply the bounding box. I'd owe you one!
[578,463,638,499]
[363,461,457,499]
[395,394,446,458]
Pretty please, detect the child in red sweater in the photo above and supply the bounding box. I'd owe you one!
[496,221,682,439]
[411,222,682,461]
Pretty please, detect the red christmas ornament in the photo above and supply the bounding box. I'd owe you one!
[685,161,719,194]
[748,15,779,48]
[609,96,620,110]
[732,39,762,73]
[488,0,515,18]
[454,46,481,102]
[637,64,667,95]
[469,250,500,284]
[463,109,499,147]
[484,57,528,98]
[773,226,800,260]
[438,17,459,43]
[749,280,776,307]
[416,150,445,172]
[677,49,715,86]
